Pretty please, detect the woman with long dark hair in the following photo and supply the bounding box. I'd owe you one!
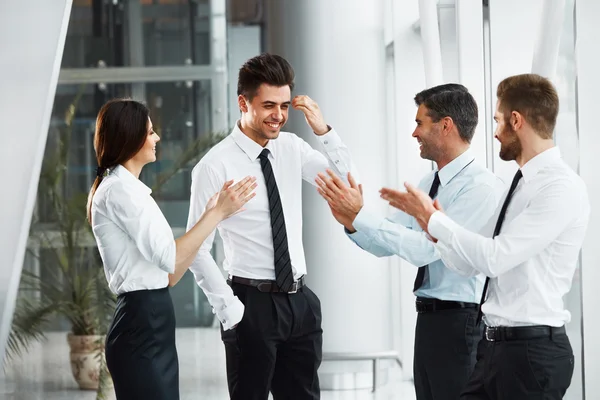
[86,99,256,399]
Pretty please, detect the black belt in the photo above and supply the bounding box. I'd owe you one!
[228,276,305,294]
[415,297,478,313]
[484,325,566,342]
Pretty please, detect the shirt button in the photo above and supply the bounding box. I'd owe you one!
[335,160,339,164]
[324,140,328,145]
[223,319,227,325]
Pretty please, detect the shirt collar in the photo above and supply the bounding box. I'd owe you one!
[231,121,275,161]
[112,165,152,195]
[437,148,475,187]
[520,146,561,183]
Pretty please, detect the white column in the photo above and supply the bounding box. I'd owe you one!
[418,0,444,88]
[0,0,72,368]
[209,0,229,132]
[390,1,431,380]
[488,0,543,184]
[576,1,600,398]
[531,0,566,78]
[264,0,394,389]
[456,0,488,167]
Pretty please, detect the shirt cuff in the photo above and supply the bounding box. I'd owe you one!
[428,211,459,245]
[344,208,381,245]
[214,295,245,331]
[353,208,385,232]
[316,127,342,151]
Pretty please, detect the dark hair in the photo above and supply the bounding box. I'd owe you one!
[496,73,558,139]
[237,53,295,100]
[414,83,478,143]
[86,99,150,224]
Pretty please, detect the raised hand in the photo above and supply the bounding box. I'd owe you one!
[316,171,363,231]
[379,182,437,233]
[292,95,329,135]
[212,176,257,219]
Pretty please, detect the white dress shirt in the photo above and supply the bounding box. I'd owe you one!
[187,122,358,330]
[429,147,590,327]
[92,165,176,295]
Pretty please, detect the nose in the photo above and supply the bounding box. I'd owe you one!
[155,134,161,143]
[273,107,283,121]
[412,130,418,138]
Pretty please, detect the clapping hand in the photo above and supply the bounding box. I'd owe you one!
[380,182,440,235]
[209,176,257,220]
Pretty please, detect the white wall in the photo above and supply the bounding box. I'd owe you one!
[576,1,600,398]
[226,25,261,129]
[0,0,72,366]
[389,1,430,379]
[488,0,543,184]
[264,0,395,388]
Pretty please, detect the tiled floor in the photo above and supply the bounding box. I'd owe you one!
[1,328,416,400]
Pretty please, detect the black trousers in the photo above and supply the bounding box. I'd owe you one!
[460,329,574,399]
[221,282,323,400]
[414,307,482,400]
[105,287,179,400]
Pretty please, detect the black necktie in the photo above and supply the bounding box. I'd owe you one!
[413,172,441,292]
[476,169,523,325]
[258,149,294,292]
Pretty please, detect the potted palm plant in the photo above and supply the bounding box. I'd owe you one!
[4,90,230,395]
[5,88,115,391]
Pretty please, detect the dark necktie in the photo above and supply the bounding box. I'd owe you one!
[413,172,441,292]
[476,169,523,325]
[258,149,294,292]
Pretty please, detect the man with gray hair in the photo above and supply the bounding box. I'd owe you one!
[316,84,504,400]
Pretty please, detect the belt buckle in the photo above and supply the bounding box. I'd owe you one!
[485,327,495,342]
[288,281,298,294]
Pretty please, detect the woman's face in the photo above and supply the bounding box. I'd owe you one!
[130,118,160,166]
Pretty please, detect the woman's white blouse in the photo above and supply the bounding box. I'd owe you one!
[92,165,176,295]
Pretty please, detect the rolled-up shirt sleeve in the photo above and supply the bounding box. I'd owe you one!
[105,182,176,274]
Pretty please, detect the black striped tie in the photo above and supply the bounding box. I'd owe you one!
[258,149,294,292]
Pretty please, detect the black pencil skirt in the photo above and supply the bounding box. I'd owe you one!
[105,286,179,400]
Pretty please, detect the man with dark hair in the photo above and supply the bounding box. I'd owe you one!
[186,53,359,400]
[384,73,589,400]
[316,83,504,400]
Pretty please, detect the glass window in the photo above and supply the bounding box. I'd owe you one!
[63,0,211,68]
[41,79,219,226]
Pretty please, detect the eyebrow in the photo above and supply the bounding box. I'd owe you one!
[262,101,291,106]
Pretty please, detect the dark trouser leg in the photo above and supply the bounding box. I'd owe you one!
[270,286,323,400]
[482,333,574,400]
[414,308,481,400]
[460,338,492,400]
[222,283,289,400]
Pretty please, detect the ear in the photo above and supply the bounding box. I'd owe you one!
[511,111,523,131]
[442,116,454,136]
[238,95,248,113]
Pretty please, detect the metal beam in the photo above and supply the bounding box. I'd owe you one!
[58,65,215,84]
